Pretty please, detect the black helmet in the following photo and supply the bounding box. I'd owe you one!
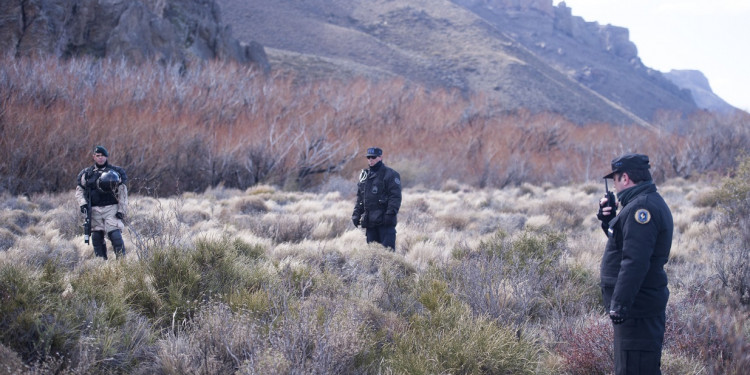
[97,170,121,192]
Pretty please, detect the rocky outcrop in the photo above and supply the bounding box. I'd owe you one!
[456,0,554,16]
[0,0,269,72]
[664,70,736,113]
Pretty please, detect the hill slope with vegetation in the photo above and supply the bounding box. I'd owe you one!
[218,0,712,125]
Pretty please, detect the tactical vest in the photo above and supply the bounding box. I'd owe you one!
[79,165,121,207]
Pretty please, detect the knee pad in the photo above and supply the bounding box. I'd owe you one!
[108,230,125,258]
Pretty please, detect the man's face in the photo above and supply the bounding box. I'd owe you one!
[93,152,107,165]
[612,173,630,193]
[367,155,381,167]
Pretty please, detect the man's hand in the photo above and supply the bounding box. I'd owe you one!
[116,212,124,220]
[609,310,625,325]
[597,196,616,223]
[384,214,397,227]
[352,215,359,227]
[80,205,87,214]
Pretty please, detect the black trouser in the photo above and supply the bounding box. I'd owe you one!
[613,313,665,375]
[365,226,396,250]
[92,229,125,259]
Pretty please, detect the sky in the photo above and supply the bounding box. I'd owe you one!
[555,0,750,112]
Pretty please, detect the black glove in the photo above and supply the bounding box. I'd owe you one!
[596,197,616,224]
[383,214,397,227]
[115,212,124,220]
[80,205,87,214]
[609,310,625,325]
[352,215,359,227]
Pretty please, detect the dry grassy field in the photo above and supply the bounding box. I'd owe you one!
[1,164,749,373]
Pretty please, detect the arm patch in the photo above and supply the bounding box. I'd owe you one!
[634,209,651,224]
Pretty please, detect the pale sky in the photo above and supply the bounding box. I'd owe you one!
[556,0,750,112]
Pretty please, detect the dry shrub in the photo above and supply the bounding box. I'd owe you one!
[437,212,471,231]
[176,208,211,226]
[344,247,418,315]
[233,196,269,214]
[3,56,747,196]
[665,290,750,374]
[542,200,587,231]
[249,213,316,244]
[708,156,750,305]
[556,313,613,375]
[0,228,15,251]
[0,343,26,374]
[447,229,583,324]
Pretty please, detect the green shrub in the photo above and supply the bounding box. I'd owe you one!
[148,246,202,326]
[383,288,540,374]
[0,261,79,364]
[69,264,129,327]
[122,262,163,319]
[232,237,266,260]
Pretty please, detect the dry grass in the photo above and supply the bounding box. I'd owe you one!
[1,173,749,373]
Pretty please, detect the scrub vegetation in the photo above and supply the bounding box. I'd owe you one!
[1,161,749,374]
[1,57,749,374]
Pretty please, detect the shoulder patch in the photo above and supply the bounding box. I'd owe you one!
[634,209,651,224]
[359,170,368,183]
[394,177,401,185]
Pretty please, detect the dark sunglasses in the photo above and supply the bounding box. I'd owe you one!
[366,156,378,159]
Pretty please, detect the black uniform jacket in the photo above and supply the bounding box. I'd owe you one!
[352,162,401,228]
[601,182,673,318]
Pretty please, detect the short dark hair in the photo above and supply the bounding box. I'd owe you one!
[622,168,652,183]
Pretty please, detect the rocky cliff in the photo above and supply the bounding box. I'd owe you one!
[217,0,725,125]
[0,0,269,72]
[664,70,735,113]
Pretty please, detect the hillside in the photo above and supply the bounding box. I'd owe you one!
[2,0,738,125]
[217,0,710,125]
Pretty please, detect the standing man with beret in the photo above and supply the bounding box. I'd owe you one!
[352,147,402,250]
[75,146,129,259]
[596,153,673,374]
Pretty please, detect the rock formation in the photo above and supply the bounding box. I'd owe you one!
[0,0,269,72]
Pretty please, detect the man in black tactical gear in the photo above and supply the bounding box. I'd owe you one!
[352,147,402,250]
[75,146,129,259]
[597,153,673,375]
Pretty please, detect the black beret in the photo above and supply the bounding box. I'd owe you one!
[93,145,109,157]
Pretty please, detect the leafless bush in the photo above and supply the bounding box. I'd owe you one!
[555,313,614,374]
[708,156,750,305]
[446,229,588,324]
[126,197,190,259]
[3,56,748,196]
